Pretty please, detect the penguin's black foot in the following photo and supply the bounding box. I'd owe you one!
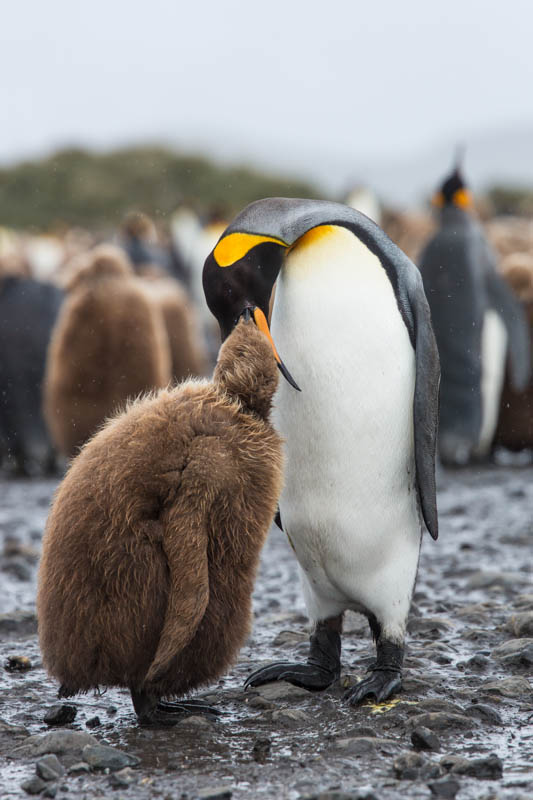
[345,637,404,706]
[344,668,402,706]
[131,690,220,726]
[244,661,338,691]
[244,615,342,692]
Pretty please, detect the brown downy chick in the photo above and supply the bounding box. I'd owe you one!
[43,245,171,457]
[139,275,209,380]
[37,319,283,726]
[495,257,533,450]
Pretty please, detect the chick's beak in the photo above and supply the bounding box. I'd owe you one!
[248,306,301,392]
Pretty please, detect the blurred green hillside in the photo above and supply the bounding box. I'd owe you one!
[488,185,533,217]
[0,146,320,231]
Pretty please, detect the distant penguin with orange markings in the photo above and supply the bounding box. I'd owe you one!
[419,162,530,465]
[44,245,171,457]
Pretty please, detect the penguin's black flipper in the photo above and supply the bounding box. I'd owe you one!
[407,271,440,541]
[274,508,283,531]
[485,269,531,392]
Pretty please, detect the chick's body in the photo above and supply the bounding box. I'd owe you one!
[37,321,283,714]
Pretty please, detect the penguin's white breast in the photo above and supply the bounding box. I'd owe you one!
[270,225,419,600]
[475,309,508,456]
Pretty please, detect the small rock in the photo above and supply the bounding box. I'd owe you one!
[0,718,29,738]
[36,754,65,781]
[407,617,454,637]
[85,715,101,728]
[108,766,137,788]
[271,709,310,727]
[0,610,38,636]
[301,793,378,800]
[335,737,396,755]
[414,699,465,715]
[4,655,32,672]
[13,730,98,757]
[507,612,533,637]
[42,786,58,799]
[515,593,533,610]
[248,680,312,701]
[195,788,233,800]
[67,762,90,775]
[247,695,274,709]
[428,777,460,798]
[272,630,308,647]
[406,712,474,732]
[483,677,532,698]
[457,654,490,671]
[464,703,502,725]
[3,538,39,561]
[492,638,533,669]
[44,704,77,726]
[446,753,503,780]
[411,726,441,752]
[466,571,522,591]
[393,751,440,780]
[82,743,140,771]
[21,776,47,795]
[440,755,469,773]
[251,737,271,763]
[2,558,32,581]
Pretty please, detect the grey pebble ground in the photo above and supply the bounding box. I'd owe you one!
[0,464,532,799]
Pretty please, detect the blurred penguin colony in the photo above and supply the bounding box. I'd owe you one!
[0,162,532,475]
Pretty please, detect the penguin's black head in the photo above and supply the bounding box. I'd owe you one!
[432,166,473,210]
[203,233,300,390]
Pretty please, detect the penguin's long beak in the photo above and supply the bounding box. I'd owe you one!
[241,305,301,392]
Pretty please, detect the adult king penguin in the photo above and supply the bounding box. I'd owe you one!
[203,198,440,705]
[419,164,530,465]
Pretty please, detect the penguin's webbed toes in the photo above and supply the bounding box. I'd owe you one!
[244,661,337,691]
[344,669,402,706]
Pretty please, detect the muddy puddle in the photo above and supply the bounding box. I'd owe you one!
[1,464,532,799]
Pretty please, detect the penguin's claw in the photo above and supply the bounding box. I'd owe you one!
[244,661,338,691]
[157,699,221,716]
[344,669,402,706]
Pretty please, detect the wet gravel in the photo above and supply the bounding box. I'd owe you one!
[0,463,532,799]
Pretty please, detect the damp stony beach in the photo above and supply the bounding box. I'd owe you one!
[1,464,532,800]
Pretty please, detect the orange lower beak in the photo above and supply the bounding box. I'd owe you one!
[252,307,301,392]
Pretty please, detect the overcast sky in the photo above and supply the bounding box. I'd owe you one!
[2,1,533,199]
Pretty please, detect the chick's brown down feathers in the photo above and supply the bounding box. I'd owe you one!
[37,320,283,699]
[43,245,171,458]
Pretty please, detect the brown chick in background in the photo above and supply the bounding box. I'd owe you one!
[37,318,283,726]
[495,256,533,450]
[139,273,209,380]
[43,245,171,457]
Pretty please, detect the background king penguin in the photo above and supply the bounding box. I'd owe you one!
[203,198,440,705]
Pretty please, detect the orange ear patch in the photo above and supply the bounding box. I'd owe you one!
[453,188,473,209]
[289,224,338,254]
[213,233,287,267]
